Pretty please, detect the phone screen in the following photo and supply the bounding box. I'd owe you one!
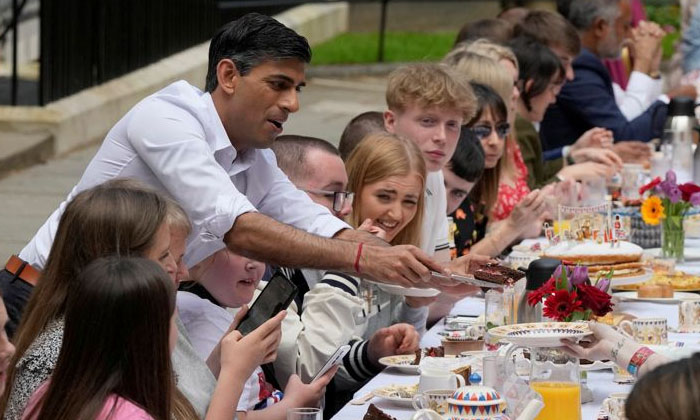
[236,271,297,336]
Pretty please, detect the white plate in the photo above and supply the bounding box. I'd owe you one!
[378,355,420,374]
[580,360,615,371]
[487,322,593,347]
[370,281,440,297]
[644,248,700,261]
[613,291,700,303]
[610,269,653,288]
[371,383,419,405]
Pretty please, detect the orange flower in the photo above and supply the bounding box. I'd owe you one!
[641,196,665,225]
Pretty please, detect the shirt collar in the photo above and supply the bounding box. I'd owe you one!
[203,92,235,155]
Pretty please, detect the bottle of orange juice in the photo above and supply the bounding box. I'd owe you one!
[529,348,581,420]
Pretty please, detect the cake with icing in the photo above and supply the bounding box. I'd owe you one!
[543,240,643,265]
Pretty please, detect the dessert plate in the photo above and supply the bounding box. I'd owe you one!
[367,281,440,297]
[579,360,615,371]
[378,355,420,374]
[613,291,699,303]
[371,383,419,406]
[488,322,593,347]
[610,269,653,288]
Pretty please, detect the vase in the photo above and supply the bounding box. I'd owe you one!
[661,215,685,263]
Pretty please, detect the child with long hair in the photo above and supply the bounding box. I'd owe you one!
[2,179,283,419]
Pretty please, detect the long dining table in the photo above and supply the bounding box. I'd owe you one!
[332,240,700,420]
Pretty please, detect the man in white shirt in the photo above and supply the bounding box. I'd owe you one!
[0,13,445,334]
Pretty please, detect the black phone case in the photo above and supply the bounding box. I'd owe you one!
[236,271,297,335]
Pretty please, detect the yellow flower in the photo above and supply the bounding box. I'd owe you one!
[641,196,665,225]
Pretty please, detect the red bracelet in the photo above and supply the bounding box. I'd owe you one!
[354,242,364,274]
[627,346,654,376]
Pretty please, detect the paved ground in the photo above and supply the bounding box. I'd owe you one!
[0,75,388,263]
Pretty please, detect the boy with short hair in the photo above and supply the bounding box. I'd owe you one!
[383,63,477,263]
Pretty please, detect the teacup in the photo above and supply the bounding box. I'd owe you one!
[679,299,700,333]
[619,317,668,345]
[412,389,453,414]
[602,392,628,420]
[419,368,466,392]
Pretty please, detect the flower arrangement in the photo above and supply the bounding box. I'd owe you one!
[527,264,613,322]
[640,170,700,261]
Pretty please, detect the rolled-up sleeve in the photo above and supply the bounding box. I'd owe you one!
[126,99,258,264]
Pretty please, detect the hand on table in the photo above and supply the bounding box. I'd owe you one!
[612,141,653,164]
[572,127,614,150]
[558,162,615,181]
[570,148,623,170]
[368,323,420,366]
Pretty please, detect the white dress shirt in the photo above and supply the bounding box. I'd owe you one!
[612,71,664,121]
[421,171,449,256]
[20,80,349,269]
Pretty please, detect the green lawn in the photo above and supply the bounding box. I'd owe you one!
[311,32,457,65]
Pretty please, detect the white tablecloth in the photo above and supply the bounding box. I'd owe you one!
[332,241,700,420]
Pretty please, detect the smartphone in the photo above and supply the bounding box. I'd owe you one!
[310,345,350,383]
[236,271,298,336]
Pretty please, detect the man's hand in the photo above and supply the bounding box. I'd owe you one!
[571,127,613,151]
[558,162,615,181]
[360,244,444,287]
[668,84,698,100]
[570,148,623,169]
[630,21,664,75]
[612,141,652,163]
[367,324,420,366]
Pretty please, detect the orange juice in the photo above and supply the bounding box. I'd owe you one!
[531,381,581,420]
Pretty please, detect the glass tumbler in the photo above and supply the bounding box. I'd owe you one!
[287,408,322,420]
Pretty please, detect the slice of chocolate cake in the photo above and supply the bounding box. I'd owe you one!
[412,348,422,365]
[470,261,525,285]
[364,404,397,420]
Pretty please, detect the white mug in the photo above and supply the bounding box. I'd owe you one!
[679,299,700,333]
[619,317,668,345]
[412,389,453,414]
[419,368,466,392]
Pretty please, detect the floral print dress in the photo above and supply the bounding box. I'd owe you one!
[491,142,531,222]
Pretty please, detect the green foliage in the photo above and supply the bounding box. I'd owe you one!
[311,32,457,65]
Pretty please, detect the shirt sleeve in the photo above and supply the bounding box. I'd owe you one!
[613,72,662,121]
[126,99,257,262]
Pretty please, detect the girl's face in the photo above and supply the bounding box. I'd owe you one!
[0,300,15,397]
[473,108,507,169]
[523,76,562,123]
[144,222,177,283]
[198,250,265,308]
[500,58,520,124]
[358,173,422,243]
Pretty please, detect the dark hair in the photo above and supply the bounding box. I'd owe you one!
[450,128,485,183]
[467,82,508,128]
[514,10,581,56]
[626,353,700,420]
[339,111,386,161]
[28,257,179,420]
[205,13,312,92]
[271,135,339,184]
[497,7,530,25]
[508,36,564,112]
[454,18,514,46]
[466,82,508,211]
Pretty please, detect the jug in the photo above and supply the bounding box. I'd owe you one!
[663,96,696,183]
[504,346,581,420]
[515,259,560,324]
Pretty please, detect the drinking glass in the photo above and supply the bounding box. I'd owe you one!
[287,408,322,420]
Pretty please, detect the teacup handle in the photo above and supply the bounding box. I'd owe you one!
[412,394,428,411]
[618,320,634,339]
[410,409,444,420]
[452,373,466,388]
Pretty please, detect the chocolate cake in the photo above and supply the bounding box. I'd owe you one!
[412,346,445,365]
[364,404,397,420]
[470,261,525,285]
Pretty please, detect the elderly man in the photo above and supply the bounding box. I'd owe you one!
[0,13,447,336]
[540,0,696,158]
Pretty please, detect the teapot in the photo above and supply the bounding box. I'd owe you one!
[411,385,506,420]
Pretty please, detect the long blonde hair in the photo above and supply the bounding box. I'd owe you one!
[345,132,426,247]
[442,48,513,111]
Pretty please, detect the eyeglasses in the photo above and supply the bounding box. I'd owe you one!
[470,122,510,140]
[303,189,354,213]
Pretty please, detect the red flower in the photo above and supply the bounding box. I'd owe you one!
[542,290,583,321]
[639,177,662,196]
[527,276,556,306]
[577,284,614,316]
[679,183,700,202]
